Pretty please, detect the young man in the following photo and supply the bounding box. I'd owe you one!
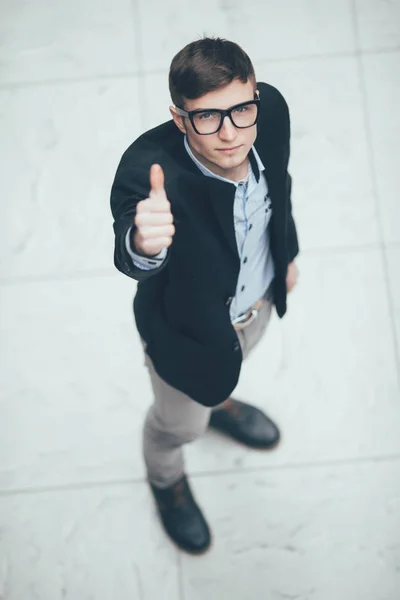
[110,37,299,554]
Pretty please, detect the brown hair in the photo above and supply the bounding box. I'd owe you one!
[169,37,256,108]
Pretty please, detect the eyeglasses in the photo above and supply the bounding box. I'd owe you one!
[174,91,260,135]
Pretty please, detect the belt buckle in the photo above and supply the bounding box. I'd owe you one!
[250,307,259,321]
[232,306,259,328]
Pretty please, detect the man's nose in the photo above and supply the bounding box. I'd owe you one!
[218,115,237,140]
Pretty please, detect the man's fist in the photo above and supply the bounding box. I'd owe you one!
[133,164,175,256]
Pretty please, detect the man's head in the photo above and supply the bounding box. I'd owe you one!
[169,38,258,181]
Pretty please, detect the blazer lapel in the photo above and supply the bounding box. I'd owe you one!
[205,177,239,260]
[256,136,287,221]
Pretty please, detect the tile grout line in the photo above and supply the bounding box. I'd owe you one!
[0,268,116,286]
[1,48,399,93]
[0,70,142,91]
[220,451,387,471]
[254,46,400,65]
[191,452,400,481]
[2,452,400,499]
[350,0,400,384]
[0,476,145,498]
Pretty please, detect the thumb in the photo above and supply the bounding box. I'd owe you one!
[149,164,165,195]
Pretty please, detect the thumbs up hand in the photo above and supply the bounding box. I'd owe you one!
[133,164,175,256]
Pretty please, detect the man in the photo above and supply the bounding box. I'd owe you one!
[110,37,299,554]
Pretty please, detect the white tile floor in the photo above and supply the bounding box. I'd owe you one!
[0,1,400,599]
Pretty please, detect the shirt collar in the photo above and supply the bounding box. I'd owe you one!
[184,135,264,187]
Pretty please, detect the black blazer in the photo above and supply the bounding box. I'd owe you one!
[110,82,299,407]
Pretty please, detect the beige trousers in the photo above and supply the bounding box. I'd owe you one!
[142,298,273,488]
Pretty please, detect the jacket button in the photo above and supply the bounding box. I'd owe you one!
[232,341,240,352]
[225,295,234,306]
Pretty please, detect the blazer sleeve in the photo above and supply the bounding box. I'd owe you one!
[110,147,170,282]
[286,172,300,263]
[280,90,300,264]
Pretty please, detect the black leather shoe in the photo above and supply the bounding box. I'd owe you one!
[150,475,211,554]
[209,398,280,449]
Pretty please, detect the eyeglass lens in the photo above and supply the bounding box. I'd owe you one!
[192,102,258,134]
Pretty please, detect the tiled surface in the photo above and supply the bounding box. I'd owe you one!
[138,0,356,71]
[181,463,400,600]
[0,79,141,279]
[0,0,138,84]
[355,0,400,52]
[1,1,400,598]
[0,275,147,491]
[386,245,400,351]
[0,482,180,600]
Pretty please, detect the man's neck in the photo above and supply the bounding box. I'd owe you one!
[185,138,250,183]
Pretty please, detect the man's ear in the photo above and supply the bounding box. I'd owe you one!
[169,106,187,134]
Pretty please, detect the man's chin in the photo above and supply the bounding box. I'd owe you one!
[214,153,247,170]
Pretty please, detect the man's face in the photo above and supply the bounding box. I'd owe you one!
[171,79,257,181]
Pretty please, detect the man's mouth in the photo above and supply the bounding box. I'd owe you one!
[216,145,242,154]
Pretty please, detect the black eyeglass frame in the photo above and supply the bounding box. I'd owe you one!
[174,91,261,135]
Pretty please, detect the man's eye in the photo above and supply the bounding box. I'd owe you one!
[198,111,218,120]
[233,106,248,114]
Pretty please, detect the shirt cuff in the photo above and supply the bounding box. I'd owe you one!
[125,227,168,271]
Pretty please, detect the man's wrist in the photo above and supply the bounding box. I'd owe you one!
[126,226,167,263]
[130,226,157,258]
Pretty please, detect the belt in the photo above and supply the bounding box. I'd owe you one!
[231,282,274,331]
[232,299,263,331]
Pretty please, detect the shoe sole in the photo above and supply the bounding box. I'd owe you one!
[208,426,281,451]
[158,515,213,555]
